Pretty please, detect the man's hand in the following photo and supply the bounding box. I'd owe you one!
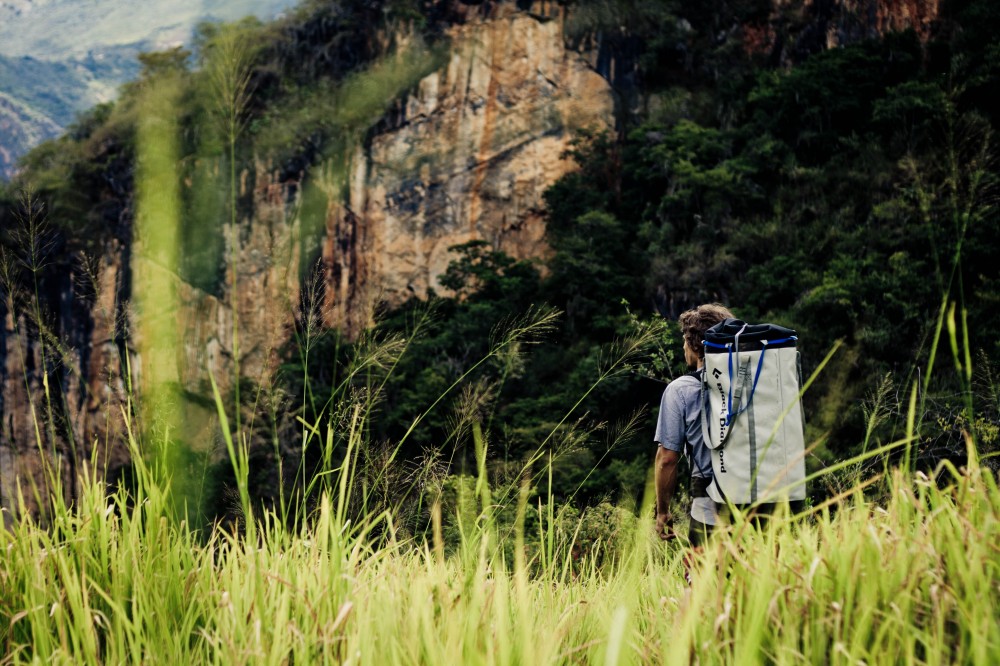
[655,512,677,541]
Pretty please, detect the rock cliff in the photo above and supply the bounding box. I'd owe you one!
[745,0,941,62]
[326,6,615,332]
[0,2,616,517]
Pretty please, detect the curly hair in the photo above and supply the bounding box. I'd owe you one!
[679,303,734,359]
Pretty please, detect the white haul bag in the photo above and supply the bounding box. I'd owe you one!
[700,319,807,504]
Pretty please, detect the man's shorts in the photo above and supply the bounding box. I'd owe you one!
[686,499,806,548]
[687,514,715,548]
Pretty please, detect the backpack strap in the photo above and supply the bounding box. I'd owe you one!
[684,369,712,479]
[698,366,729,504]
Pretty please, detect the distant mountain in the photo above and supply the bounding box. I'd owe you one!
[0,48,147,178]
[0,89,60,178]
[0,0,298,179]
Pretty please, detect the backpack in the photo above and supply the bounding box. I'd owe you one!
[700,318,807,504]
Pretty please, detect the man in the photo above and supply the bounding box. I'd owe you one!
[654,303,734,546]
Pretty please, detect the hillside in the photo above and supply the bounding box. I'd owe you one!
[0,90,60,173]
[0,52,129,177]
[0,0,997,523]
[0,0,299,59]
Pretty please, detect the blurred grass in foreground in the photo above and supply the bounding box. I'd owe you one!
[0,424,996,664]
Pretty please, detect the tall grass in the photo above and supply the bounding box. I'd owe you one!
[0,387,997,664]
[205,20,259,447]
[2,198,997,663]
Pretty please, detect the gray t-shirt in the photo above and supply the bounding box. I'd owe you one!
[655,372,718,525]
[654,372,713,479]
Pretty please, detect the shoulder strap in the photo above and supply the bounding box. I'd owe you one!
[696,368,727,502]
[699,367,715,450]
[686,369,711,478]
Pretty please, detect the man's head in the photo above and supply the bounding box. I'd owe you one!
[679,303,734,368]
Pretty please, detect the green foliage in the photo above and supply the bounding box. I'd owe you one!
[543,18,997,467]
[546,210,638,338]
[438,240,540,302]
[361,1,1000,496]
[283,2,1000,503]
[620,300,683,383]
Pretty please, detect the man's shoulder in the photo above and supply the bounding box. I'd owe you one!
[663,373,702,399]
[673,373,703,390]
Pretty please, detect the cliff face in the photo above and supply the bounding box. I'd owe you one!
[167,5,615,393]
[0,3,616,517]
[326,7,614,332]
[742,0,941,62]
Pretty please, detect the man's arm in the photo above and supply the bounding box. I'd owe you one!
[654,445,681,540]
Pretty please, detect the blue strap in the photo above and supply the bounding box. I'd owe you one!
[723,336,798,427]
[727,344,767,425]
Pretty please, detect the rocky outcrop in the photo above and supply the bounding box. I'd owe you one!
[324,7,615,332]
[162,5,615,393]
[743,0,941,63]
